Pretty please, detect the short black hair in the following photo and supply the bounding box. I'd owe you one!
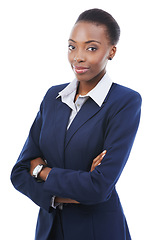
[76,8,120,45]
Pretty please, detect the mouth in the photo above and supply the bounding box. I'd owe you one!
[73,66,90,74]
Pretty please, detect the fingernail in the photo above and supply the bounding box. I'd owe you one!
[98,163,101,166]
[103,150,106,154]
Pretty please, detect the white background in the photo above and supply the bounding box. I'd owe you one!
[0,0,160,239]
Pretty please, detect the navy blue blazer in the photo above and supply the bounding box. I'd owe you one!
[11,82,142,240]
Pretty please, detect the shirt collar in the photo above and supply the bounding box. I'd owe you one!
[56,79,78,99]
[56,72,113,107]
[84,73,112,107]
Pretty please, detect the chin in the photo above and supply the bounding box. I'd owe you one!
[74,72,95,82]
[75,75,92,82]
[75,72,105,83]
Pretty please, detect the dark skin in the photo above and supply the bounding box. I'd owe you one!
[30,21,117,204]
[68,21,116,97]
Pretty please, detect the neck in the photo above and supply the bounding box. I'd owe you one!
[77,70,106,95]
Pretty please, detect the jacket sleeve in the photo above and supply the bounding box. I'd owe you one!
[10,101,53,212]
[43,92,142,205]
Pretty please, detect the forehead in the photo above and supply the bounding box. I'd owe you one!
[69,21,108,43]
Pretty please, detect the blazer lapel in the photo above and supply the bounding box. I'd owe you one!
[65,98,101,149]
[55,82,115,157]
[54,98,71,167]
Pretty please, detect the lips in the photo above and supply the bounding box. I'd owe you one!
[73,66,89,74]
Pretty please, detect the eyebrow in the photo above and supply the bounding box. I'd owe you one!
[68,39,101,44]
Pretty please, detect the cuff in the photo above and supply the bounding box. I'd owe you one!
[51,196,61,209]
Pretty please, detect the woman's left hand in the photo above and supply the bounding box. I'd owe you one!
[90,150,107,172]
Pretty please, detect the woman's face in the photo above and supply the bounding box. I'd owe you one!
[68,21,116,83]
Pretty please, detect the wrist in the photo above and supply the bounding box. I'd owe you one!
[30,158,47,178]
[32,164,47,179]
[39,167,52,181]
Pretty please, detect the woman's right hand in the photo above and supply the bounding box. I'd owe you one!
[90,150,107,172]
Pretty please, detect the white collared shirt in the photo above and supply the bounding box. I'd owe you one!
[57,72,113,129]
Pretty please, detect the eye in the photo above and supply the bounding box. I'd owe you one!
[68,45,75,50]
[87,47,97,51]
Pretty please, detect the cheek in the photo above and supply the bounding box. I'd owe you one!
[68,52,72,63]
[68,51,75,65]
[89,53,108,70]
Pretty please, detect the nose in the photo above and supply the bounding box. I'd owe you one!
[74,50,85,63]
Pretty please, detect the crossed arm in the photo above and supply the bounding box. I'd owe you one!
[30,150,107,204]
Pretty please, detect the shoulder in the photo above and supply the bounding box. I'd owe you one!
[39,83,69,110]
[109,83,142,104]
[43,83,69,101]
[105,83,142,117]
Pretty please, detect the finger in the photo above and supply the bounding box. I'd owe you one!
[95,150,107,166]
[100,150,107,158]
[93,154,101,162]
[95,158,103,166]
[102,150,107,155]
[94,150,106,160]
[94,158,103,168]
[93,150,107,163]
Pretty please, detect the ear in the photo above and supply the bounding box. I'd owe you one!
[108,46,117,60]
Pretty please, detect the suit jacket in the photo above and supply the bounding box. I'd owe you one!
[11,82,142,240]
